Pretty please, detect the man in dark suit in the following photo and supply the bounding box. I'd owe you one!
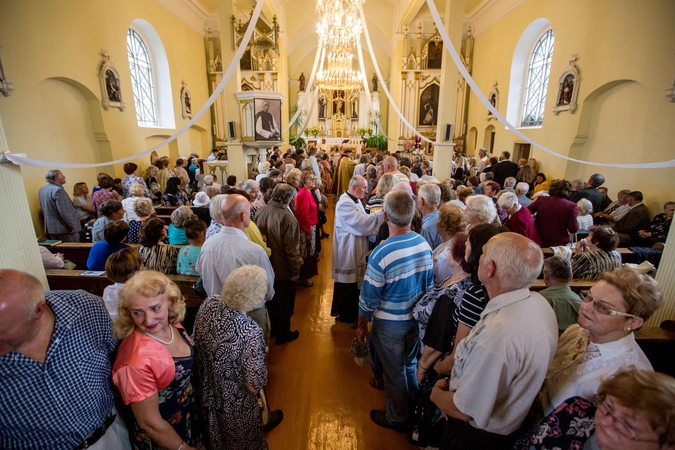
[570,173,606,213]
[613,191,651,246]
[491,151,519,188]
[38,170,81,242]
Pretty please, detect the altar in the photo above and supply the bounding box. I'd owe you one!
[318,143,362,154]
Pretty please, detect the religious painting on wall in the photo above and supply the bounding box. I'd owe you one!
[553,55,580,115]
[254,98,281,140]
[180,82,193,119]
[427,41,443,69]
[98,51,125,111]
[557,74,574,106]
[419,83,439,127]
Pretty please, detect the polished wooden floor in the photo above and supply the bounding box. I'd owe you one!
[265,199,418,450]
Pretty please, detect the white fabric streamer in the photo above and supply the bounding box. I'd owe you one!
[355,40,392,141]
[359,6,440,145]
[5,0,266,169]
[285,43,324,138]
[424,0,675,169]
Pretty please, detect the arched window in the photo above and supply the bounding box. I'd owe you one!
[521,29,554,127]
[127,29,157,127]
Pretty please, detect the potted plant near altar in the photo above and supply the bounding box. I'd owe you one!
[306,125,320,138]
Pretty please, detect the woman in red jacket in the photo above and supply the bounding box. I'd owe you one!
[295,170,319,286]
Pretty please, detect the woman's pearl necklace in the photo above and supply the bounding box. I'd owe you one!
[143,326,174,345]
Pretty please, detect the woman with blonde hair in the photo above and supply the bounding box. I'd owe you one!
[194,265,280,449]
[432,204,469,283]
[122,182,147,222]
[366,173,396,213]
[112,271,200,450]
[72,181,95,224]
[539,267,662,416]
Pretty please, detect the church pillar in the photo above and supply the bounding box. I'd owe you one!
[218,0,247,180]
[645,223,675,326]
[387,38,404,150]
[0,116,48,289]
[432,0,464,179]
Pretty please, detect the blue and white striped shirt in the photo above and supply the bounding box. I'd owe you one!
[359,232,434,326]
[0,290,117,450]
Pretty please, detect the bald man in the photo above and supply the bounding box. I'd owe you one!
[197,194,275,333]
[0,269,130,449]
[383,156,410,184]
[431,233,558,449]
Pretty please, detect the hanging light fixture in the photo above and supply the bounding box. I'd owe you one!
[315,0,365,102]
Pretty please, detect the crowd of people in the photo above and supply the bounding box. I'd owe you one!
[3,145,675,449]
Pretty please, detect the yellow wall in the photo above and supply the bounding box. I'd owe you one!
[0,0,212,235]
[464,0,675,214]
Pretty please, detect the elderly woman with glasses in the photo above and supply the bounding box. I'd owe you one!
[538,267,662,416]
[517,368,675,450]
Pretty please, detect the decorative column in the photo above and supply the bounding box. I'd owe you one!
[645,223,675,326]
[0,116,48,288]
[432,0,464,179]
[218,0,246,180]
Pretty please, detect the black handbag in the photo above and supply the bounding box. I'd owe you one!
[406,373,446,447]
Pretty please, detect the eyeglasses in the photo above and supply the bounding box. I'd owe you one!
[581,291,638,319]
[594,395,659,443]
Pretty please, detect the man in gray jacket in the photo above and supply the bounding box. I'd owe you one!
[38,170,81,242]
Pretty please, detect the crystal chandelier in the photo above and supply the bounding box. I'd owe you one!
[316,0,365,102]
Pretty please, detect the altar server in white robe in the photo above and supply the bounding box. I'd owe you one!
[331,176,384,323]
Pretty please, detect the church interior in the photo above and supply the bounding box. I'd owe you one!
[1,0,675,448]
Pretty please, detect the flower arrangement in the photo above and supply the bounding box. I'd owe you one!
[306,125,320,137]
[403,139,416,152]
[357,127,372,140]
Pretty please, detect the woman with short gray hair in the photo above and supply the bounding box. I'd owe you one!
[194,265,280,448]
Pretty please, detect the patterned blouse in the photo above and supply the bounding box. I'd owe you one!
[194,296,269,449]
[138,243,179,274]
[644,212,672,242]
[91,188,120,217]
[412,276,473,342]
[571,249,621,280]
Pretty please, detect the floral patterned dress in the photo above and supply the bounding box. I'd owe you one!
[194,296,268,450]
[515,396,596,450]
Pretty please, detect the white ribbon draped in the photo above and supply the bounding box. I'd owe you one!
[5,0,265,168]
[424,0,675,168]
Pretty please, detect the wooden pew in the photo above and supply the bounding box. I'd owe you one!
[541,247,633,257]
[154,206,178,216]
[531,279,594,295]
[51,243,141,269]
[45,269,204,309]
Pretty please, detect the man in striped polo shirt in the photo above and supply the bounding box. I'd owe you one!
[357,190,435,432]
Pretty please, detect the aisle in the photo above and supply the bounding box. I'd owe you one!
[265,199,419,449]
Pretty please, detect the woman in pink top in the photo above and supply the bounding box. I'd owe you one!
[112,271,200,450]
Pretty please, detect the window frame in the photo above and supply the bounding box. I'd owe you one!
[127,27,159,128]
[520,27,554,128]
